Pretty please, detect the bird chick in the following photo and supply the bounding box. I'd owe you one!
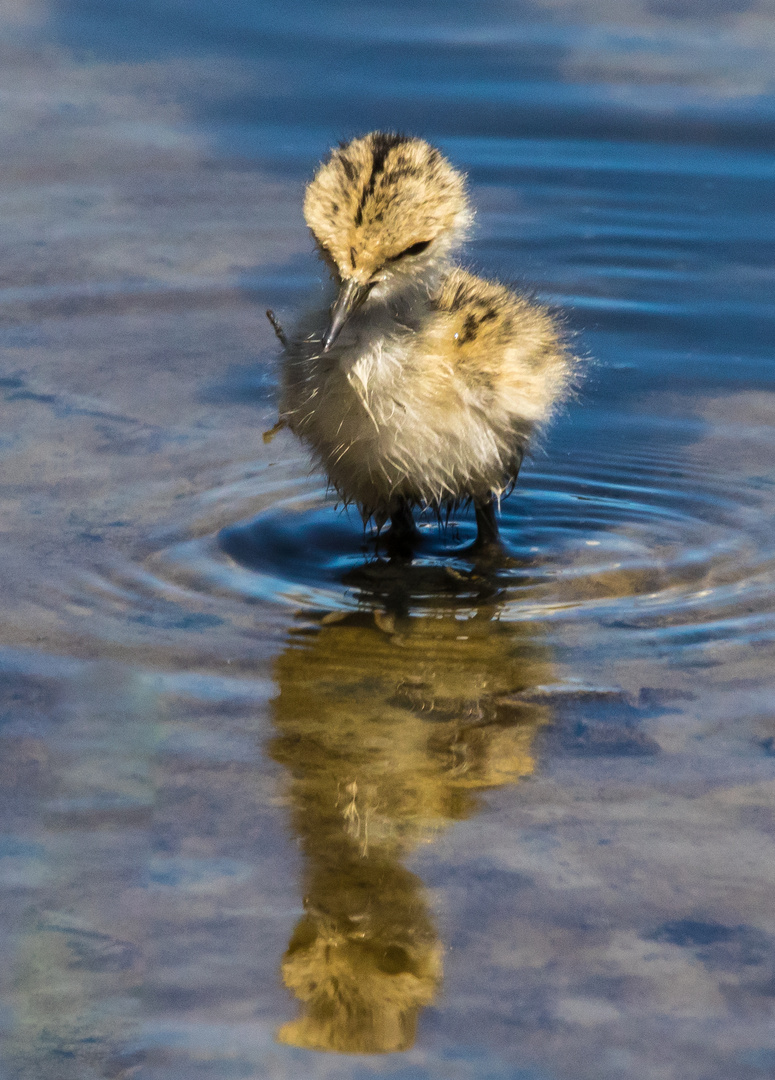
[276,131,575,549]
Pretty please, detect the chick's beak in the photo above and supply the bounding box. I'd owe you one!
[322,278,368,353]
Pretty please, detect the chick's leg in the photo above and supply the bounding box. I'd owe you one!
[474,497,500,548]
[388,497,420,541]
[472,447,522,552]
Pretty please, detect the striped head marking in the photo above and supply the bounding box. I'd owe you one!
[304,131,471,286]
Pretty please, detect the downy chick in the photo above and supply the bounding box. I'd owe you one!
[275,131,576,548]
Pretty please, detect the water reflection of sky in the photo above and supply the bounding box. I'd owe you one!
[2,1,775,1078]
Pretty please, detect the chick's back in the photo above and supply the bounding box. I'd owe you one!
[422,269,574,433]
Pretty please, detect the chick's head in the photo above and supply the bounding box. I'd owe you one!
[304,132,471,292]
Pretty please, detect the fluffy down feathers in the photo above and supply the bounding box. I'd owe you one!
[280,131,576,525]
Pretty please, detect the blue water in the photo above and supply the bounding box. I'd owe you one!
[1,2,775,1078]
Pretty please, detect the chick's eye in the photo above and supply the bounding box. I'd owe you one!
[391,239,432,261]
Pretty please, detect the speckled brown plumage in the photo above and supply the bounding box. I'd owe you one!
[278,131,577,546]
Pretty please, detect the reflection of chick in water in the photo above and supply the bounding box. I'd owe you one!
[270,607,552,1053]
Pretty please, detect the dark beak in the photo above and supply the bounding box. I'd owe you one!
[322,279,367,353]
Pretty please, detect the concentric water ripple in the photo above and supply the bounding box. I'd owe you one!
[128,423,775,647]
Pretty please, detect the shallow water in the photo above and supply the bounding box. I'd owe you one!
[1,1,775,1077]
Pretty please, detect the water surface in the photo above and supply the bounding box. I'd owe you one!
[1,2,775,1078]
